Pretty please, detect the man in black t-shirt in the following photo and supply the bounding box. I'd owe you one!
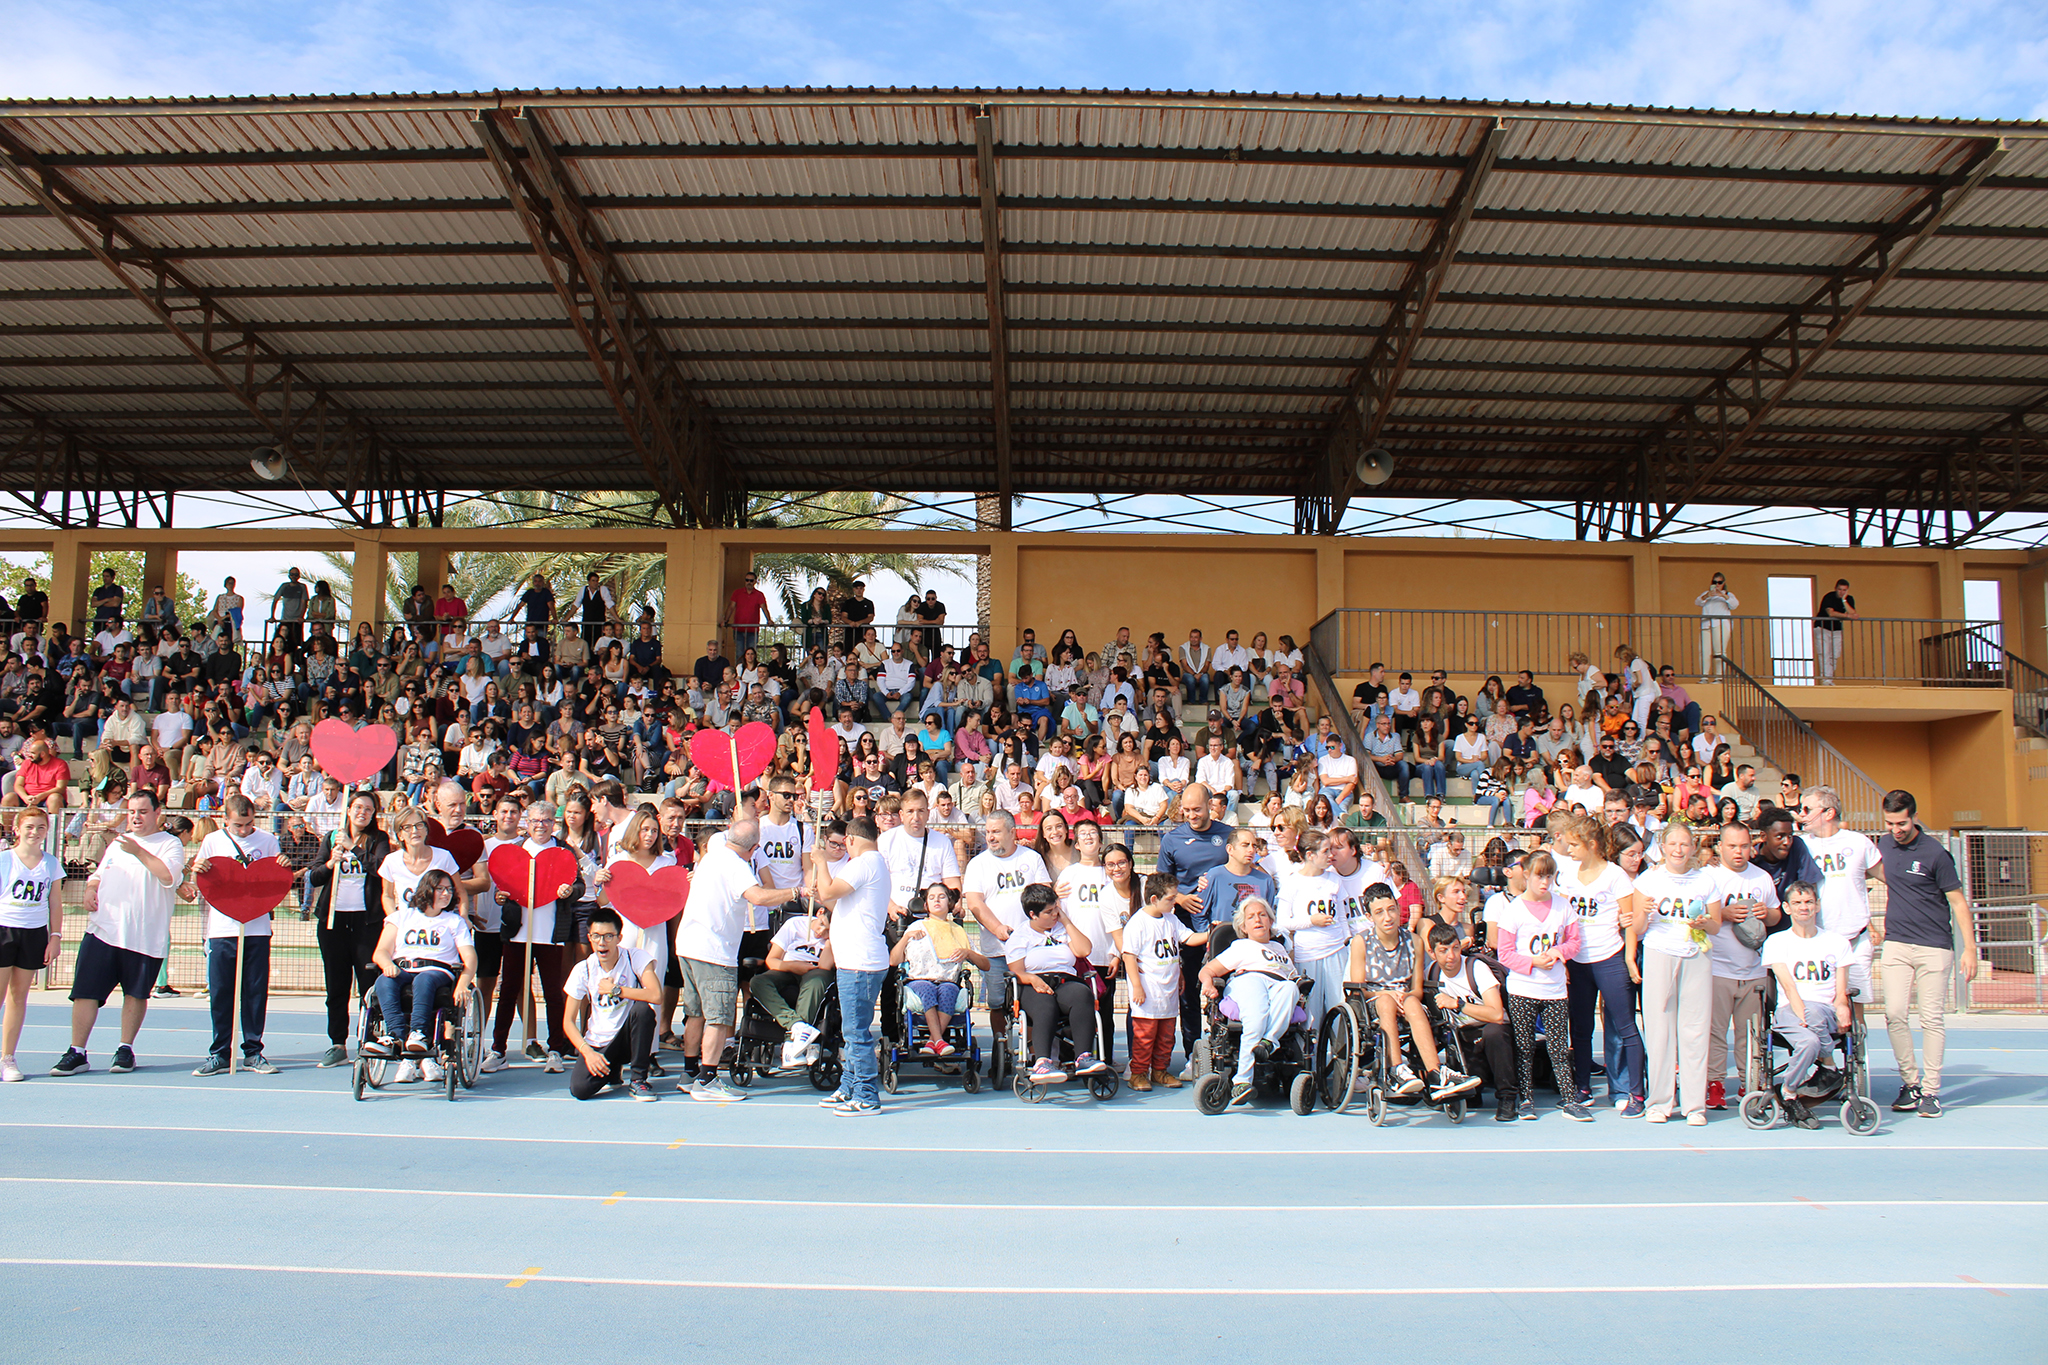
[90,569,125,625]
[1813,578,1856,685]
[519,572,556,626]
[1504,669,1546,722]
[838,581,876,647]
[1874,789,1976,1116]
[14,577,46,626]
[1587,735,1633,792]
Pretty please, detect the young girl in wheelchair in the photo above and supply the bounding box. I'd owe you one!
[893,883,988,1060]
[368,869,476,1084]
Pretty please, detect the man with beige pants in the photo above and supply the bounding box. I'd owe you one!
[1874,790,1977,1120]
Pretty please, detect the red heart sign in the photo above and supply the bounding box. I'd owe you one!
[688,721,778,794]
[806,706,836,793]
[427,818,486,871]
[310,717,398,786]
[604,860,692,928]
[196,856,297,924]
[488,842,580,907]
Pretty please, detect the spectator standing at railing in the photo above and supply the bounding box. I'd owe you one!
[269,568,308,653]
[1813,578,1857,685]
[1695,572,1739,678]
[723,569,771,656]
[89,567,126,627]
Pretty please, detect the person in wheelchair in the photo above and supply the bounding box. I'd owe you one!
[1007,883,1108,1085]
[367,869,476,1085]
[1760,881,1853,1130]
[892,883,987,1061]
[1349,885,1477,1102]
[1425,923,1516,1121]
[1196,897,1299,1107]
[751,903,833,1069]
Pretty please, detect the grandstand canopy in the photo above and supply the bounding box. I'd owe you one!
[0,87,2045,541]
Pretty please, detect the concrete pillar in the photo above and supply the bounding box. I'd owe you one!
[1934,549,1966,623]
[347,535,389,637]
[413,547,449,604]
[48,531,90,637]
[663,530,721,681]
[141,545,179,604]
[1315,542,1346,622]
[986,533,1019,656]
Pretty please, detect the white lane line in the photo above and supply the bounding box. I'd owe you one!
[4,1121,2042,1157]
[1,1260,2042,1296]
[5,1177,2042,1214]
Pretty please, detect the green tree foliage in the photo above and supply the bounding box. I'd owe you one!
[4,550,209,629]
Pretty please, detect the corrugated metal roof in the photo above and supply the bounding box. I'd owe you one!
[0,88,2043,519]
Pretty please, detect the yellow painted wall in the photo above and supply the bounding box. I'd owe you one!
[1809,721,1934,805]
[1346,548,1634,613]
[1929,712,2019,829]
[1657,553,1942,622]
[1015,544,1320,657]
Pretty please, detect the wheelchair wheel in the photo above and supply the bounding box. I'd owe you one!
[1841,1096,1882,1136]
[444,1051,459,1102]
[1317,1004,1359,1114]
[1289,1071,1315,1115]
[963,1065,981,1095]
[882,1052,900,1095]
[1366,1087,1387,1126]
[808,1052,841,1092]
[730,1063,753,1088]
[352,1056,369,1101]
[1740,1089,1779,1129]
[1189,1035,1212,1081]
[458,991,484,1089]
[1447,1097,1467,1125]
[986,1034,1010,1087]
[1194,1072,1232,1116]
[1087,1071,1118,1101]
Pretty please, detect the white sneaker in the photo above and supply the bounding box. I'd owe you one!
[394,1060,422,1083]
[790,1021,821,1047]
[0,1056,23,1083]
[1686,1111,1709,1127]
[1393,1063,1425,1097]
[421,1056,445,1082]
[801,1043,823,1065]
[403,1031,428,1056]
[543,1050,564,1074]
[780,1041,803,1069]
[1178,1061,1197,1081]
[479,1050,506,1074]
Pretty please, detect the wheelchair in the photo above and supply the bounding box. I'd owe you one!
[1317,981,1475,1124]
[881,966,983,1095]
[729,905,844,1093]
[1739,977,1882,1136]
[352,972,485,1102]
[1190,925,1316,1115]
[1005,974,1120,1104]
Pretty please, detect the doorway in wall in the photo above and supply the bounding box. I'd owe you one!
[1767,576,1814,685]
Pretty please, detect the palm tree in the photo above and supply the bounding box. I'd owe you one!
[320,487,973,627]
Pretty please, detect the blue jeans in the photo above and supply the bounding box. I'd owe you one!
[205,934,273,1061]
[1567,952,1643,1099]
[1476,792,1513,826]
[1183,672,1212,706]
[1455,760,1488,785]
[1318,784,1349,818]
[1225,973,1296,1082]
[836,966,886,1105]
[1408,759,1445,799]
[375,965,454,1043]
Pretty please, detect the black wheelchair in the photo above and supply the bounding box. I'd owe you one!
[1317,981,1477,1125]
[1740,977,1882,1136]
[1190,925,1316,1115]
[352,972,485,1102]
[1006,973,1120,1105]
[881,966,983,1095]
[728,905,844,1093]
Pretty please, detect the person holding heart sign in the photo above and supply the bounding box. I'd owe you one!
[487,802,585,1073]
[182,794,287,1077]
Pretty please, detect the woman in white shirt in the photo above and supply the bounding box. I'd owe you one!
[1269,634,1304,673]
[1557,813,1646,1116]
[891,884,988,1059]
[459,655,491,709]
[1615,645,1658,732]
[596,806,674,985]
[1631,822,1724,1124]
[1006,885,1106,1084]
[1696,572,1738,679]
[1155,734,1191,795]
[368,869,476,1072]
[1195,897,1298,1105]
[1451,717,1491,783]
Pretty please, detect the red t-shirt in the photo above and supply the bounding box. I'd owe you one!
[18,755,69,799]
[435,595,468,623]
[728,587,768,626]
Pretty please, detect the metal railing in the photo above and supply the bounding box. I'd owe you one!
[1953,830,2048,1013]
[1315,608,2015,688]
[1303,631,1438,922]
[1716,655,1886,832]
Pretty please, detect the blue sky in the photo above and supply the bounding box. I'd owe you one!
[6,1,2047,119]
[4,1,2047,608]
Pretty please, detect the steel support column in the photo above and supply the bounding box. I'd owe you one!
[1608,137,2007,539]
[972,109,1014,530]
[1304,120,1504,535]
[471,107,733,528]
